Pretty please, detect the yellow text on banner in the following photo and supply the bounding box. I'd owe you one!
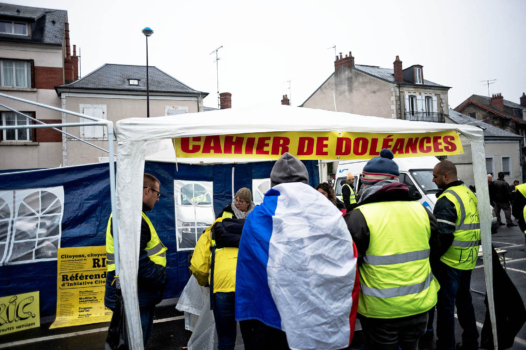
[50,246,112,329]
[173,131,464,160]
[0,291,40,336]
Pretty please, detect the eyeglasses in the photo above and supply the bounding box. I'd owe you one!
[143,187,162,198]
[234,198,247,204]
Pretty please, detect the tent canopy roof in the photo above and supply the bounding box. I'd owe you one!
[116,104,483,143]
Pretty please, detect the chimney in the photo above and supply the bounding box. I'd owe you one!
[64,23,74,84]
[334,51,354,72]
[520,93,526,107]
[491,93,504,110]
[394,56,403,82]
[281,94,290,105]
[72,45,79,81]
[65,23,71,59]
[220,92,232,109]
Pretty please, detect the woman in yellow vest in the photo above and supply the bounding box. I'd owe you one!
[191,188,254,350]
[217,188,254,219]
[344,149,440,350]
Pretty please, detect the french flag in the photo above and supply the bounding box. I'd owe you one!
[236,182,358,350]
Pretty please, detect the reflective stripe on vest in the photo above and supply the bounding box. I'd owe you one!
[357,201,439,319]
[342,184,357,204]
[106,212,167,272]
[516,184,526,234]
[437,185,481,270]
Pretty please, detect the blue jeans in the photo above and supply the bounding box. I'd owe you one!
[213,292,237,350]
[140,305,156,347]
[434,261,479,350]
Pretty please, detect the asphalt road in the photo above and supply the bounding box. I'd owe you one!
[1,217,526,350]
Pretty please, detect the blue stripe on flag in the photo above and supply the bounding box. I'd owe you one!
[235,188,282,329]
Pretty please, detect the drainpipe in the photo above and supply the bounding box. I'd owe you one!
[398,84,403,120]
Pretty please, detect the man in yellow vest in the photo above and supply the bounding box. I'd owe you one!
[342,172,358,211]
[432,161,480,350]
[345,149,440,350]
[104,173,168,347]
[512,182,526,246]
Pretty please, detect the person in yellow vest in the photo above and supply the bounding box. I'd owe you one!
[217,188,254,219]
[342,172,358,211]
[104,173,167,347]
[432,161,480,350]
[512,182,526,246]
[191,187,254,350]
[344,149,440,350]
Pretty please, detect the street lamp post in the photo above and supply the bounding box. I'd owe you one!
[142,27,154,118]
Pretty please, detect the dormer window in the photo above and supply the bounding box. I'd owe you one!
[414,67,422,84]
[128,79,139,86]
[0,21,28,35]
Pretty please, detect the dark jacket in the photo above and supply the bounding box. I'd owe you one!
[343,181,439,265]
[213,218,246,249]
[342,183,358,211]
[105,203,167,310]
[512,190,526,232]
[335,197,346,211]
[493,178,511,204]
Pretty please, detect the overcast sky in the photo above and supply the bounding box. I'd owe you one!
[12,0,526,111]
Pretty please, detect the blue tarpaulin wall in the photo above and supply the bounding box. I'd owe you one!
[0,160,319,318]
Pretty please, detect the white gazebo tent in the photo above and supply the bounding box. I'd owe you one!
[114,104,498,350]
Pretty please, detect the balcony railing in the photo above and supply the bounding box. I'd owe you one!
[404,112,446,123]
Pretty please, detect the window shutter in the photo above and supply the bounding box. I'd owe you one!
[404,95,409,113]
[416,95,424,114]
[432,96,438,114]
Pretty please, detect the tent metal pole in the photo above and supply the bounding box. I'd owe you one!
[0,103,113,155]
[0,122,102,129]
[0,92,101,122]
[107,123,120,277]
[471,140,498,349]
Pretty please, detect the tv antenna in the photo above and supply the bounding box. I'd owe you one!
[287,80,291,105]
[328,45,336,58]
[210,45,223,109]
[480,79,496,98]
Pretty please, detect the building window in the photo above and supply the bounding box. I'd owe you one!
[165,106,189,116]
[408,95,417,116]
[1,112,32,141]
[0,60,31,88]
[414,67,422,84]
[0,186,64,265]
[0,21,28,35]
[79,104,107,140]
[425,96,433,115]
[128,79,139,86]
[501,157,511,176]
[469,112,476,119]
[486,157,494,176]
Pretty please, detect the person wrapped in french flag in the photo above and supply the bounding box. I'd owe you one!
[236,152,359,350]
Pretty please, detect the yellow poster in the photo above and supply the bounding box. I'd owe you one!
[0,291,40,336]
[50,246,112,329]
[173,131,464,160]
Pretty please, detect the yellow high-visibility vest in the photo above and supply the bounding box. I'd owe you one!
[190,216,238,293]
[437,185,481,270]
[106,213,167,272]
[342,184,357,204]
[357,201,439,319]
[516,184,526,235]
